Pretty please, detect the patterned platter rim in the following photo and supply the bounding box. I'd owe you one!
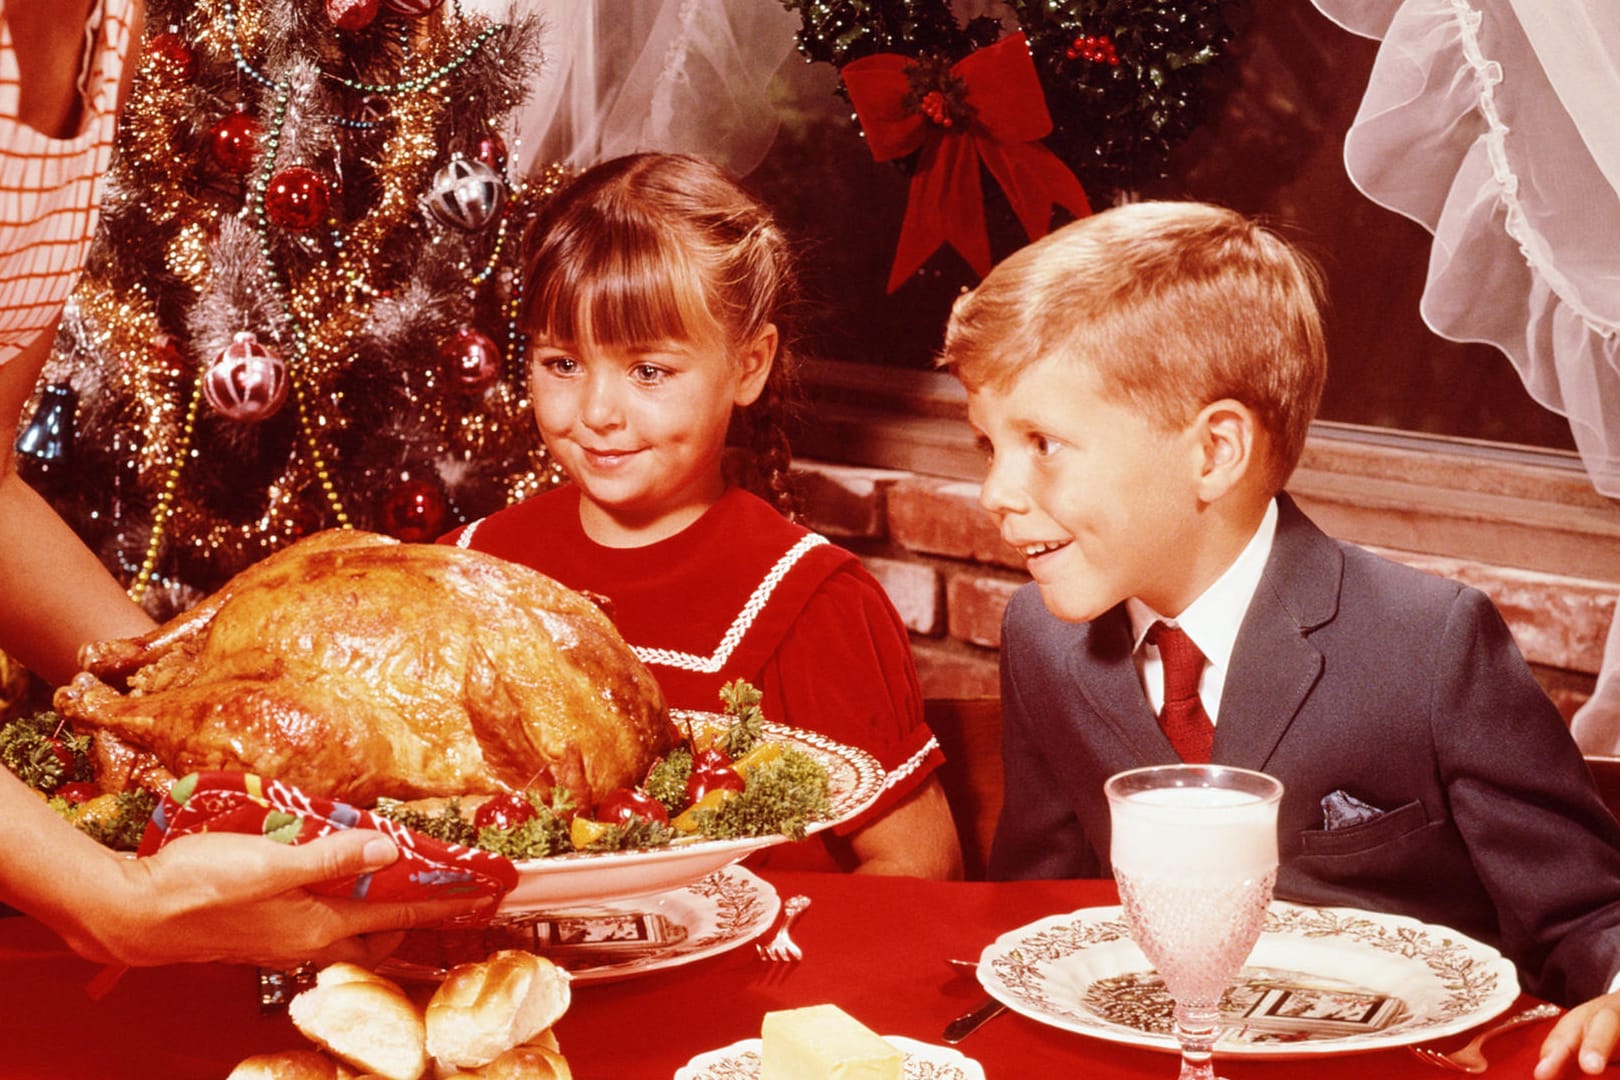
[382,864,779,985]
[674,1036,985,1080]
[500,713,885,910]
[977,902,1522,1059]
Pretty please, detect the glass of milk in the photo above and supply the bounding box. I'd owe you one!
[1105,764,1283,1080]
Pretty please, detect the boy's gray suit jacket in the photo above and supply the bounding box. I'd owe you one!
[989,493,1620,1005]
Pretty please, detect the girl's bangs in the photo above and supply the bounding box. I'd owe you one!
[527,226,717,348]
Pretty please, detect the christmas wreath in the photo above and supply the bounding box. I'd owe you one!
[778,0,1244,289]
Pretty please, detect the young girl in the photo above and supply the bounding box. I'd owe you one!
[441,152,961,878]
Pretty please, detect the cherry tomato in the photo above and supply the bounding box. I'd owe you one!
[595,787,670,826]
[685,764,746,806]
[692,747,731,772]
[47,737,76,773]
[54,781,101,804]
[473,792,538,831]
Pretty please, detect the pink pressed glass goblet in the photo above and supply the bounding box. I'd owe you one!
[1106,764,1284,1080]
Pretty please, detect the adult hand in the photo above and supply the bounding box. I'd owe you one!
[1536,993,1620,1078]
[74,828,486,968]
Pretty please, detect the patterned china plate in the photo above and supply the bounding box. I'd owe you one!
[382,865,778,984]
[978,902,1520,1059]
[501,713,885,910]
[675,1036,985,1079]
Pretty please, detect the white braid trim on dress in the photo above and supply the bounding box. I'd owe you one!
[879,735,940,796]
[453,519,831,675]
[633,532,829,673]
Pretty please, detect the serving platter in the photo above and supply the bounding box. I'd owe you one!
[501,714,885,910]
[383,865,778,984]
[978,902,1520,1058]
[675,1036,984,1080]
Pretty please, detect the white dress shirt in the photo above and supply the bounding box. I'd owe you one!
[1126,498,1279,725]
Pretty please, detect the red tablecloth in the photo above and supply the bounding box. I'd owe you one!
[0,870,1556,1078]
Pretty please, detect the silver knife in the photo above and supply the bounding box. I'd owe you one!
[942,996,1007,1043]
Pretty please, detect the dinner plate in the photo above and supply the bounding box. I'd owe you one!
[978,902,1520,1058]
[501,714,885,909]
[381,865,779,984]
[674,1035,985,1079]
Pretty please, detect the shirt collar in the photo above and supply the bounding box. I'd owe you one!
[1127,497,1279,673]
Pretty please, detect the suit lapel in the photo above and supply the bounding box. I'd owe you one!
[1213,495,1341,770]
[1069,606,1180,763]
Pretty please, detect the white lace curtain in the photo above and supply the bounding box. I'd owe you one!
[1309,0,1620,749]
[461,0,800,179]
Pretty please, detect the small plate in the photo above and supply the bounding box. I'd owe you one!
[500,715,885,910]
[381,865,779,984]
[675,1035,985,1079]
[978,902,1520,1058]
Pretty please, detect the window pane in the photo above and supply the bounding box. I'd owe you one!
[750,7,1576,452]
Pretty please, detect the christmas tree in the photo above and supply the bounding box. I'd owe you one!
[14,0,564,621]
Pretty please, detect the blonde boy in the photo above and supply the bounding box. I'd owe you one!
[945,202,1620,1076]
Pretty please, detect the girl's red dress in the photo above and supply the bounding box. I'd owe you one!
[442,484,944,870]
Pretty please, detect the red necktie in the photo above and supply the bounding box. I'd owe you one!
[1148,622,1214,763]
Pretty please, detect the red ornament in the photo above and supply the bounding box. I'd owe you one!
[380,0,443,15]
[380,477,448,541]
[325,0,378,31]
[442,325,501,390]
[209,109,261,175]
[204,331,288,422]
[148,32,196,80]
[476,132,508,173]
[265,166,332,231]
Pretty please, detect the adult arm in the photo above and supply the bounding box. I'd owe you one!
[0,766,481,967]
[0,333,156,686]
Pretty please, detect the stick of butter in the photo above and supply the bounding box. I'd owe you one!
[760,1004,904,1080]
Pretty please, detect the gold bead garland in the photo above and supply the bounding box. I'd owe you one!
[130,366,206,602]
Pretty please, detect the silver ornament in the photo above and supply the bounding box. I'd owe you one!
[205,331,288,422]
[424,155,505,231]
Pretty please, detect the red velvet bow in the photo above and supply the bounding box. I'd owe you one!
[842,33,1092,293]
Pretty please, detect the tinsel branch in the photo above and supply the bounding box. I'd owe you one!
[25,0,559,617]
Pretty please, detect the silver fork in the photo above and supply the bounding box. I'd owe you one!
[756,894,812,962]
[1407,1002,1562,1072]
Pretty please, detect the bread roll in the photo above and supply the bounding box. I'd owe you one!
[437,1042,571,1079]
[227,1049,356,1080]
[289,964,428,1080]
[425,950,572,1069]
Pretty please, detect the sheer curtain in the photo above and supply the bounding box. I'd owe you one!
[460,0,801,178]
[1309,0,1620,750]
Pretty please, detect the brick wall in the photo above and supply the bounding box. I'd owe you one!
[794,460,1618,721]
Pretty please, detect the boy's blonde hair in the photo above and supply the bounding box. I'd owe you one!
[522,153,802,515]
[942,201,1327,492]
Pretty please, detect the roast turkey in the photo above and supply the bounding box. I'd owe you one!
[55,529,676,807]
